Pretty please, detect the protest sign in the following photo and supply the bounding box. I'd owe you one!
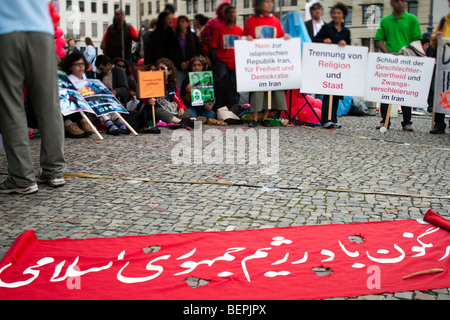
[434,38,450,114]
[234,38,302,92]
[73,79,128,116]
[189,71,215,106]
[138,70,165,99]
[364,52,435,108]
[58,71,104,139]
[58,71,94,116]
[301,42,368,97]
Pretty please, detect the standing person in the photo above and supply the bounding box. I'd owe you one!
[305,2,325,40]
[174,15,202,88]
[101,8,140,62]
[374,0,422,132]
[0,0,66,194]
[200,0,231,67]
[194,14,209,36]
[430,0,450,134]
[313,2,350,129]
[164,3,178,28]
[210,6,242,108]
[84,37,97,79]
[242,0,291,127]
[146,11,178,65]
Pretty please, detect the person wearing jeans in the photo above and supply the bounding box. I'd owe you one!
[0,1,66,194]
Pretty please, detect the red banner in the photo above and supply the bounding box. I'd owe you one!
[1,211,449,300]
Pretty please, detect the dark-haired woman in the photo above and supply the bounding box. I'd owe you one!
[313,2,351,129]
[174,15,202,87]
[146,11,178,65]
[59,52,93,138]
[145,58,192,125]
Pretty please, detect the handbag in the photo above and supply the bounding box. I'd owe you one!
[156,97,178,115]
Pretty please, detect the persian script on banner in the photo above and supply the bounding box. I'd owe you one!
[234,38,302,92]
[0,217,449,300]
[434,37,450,114]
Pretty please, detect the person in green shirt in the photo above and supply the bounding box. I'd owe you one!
[374,0,422,132]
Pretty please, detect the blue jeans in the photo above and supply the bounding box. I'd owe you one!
[215,60,240,107]
[187,106,216,119]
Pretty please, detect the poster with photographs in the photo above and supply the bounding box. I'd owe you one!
[188,71,215,107]
[58,71,94,116]
[73,79,128,116]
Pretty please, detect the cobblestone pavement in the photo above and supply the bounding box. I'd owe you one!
[1,112,449,300]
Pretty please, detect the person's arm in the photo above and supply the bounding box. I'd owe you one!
[113,67,130,99]
[377,41,389,53]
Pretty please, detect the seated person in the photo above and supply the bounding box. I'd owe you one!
[58,52,94,138]
[143,58,193,127]
[180,56,226,126]
[95,55,130,135]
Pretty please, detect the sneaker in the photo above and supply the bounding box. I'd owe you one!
[0,178,38,195]
[37,176,65,187]
[322,122,334,129]
[334,123,342,128]
[65,122,85,138]
[248,120,257,127]
[114,118,130,134]
[105,120,120,135]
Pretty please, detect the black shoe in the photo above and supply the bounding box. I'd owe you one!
[429,128,445,134]
[105,120,120,135]
[114,118,130,134]
[248,120,257,127]
[180,117,194,129]
[261,119,273,127]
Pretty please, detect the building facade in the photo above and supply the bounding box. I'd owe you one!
[53,0,446,54]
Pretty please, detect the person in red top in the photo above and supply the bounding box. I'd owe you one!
[101,8,139,62]
[242,0,290,127]
[211,6,242,108]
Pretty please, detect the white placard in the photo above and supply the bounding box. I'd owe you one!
[364,52,435,108]
[234,38,302,92]
[434,38,450,114]
[301,42,368,97]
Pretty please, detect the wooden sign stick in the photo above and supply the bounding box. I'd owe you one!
[79,111,103,140]
[403,268,444,280]
[328,95,333,121]
[384,104,392,129]
[268,91,272,110]
[152,101,156,127]
[114,112,138,136]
